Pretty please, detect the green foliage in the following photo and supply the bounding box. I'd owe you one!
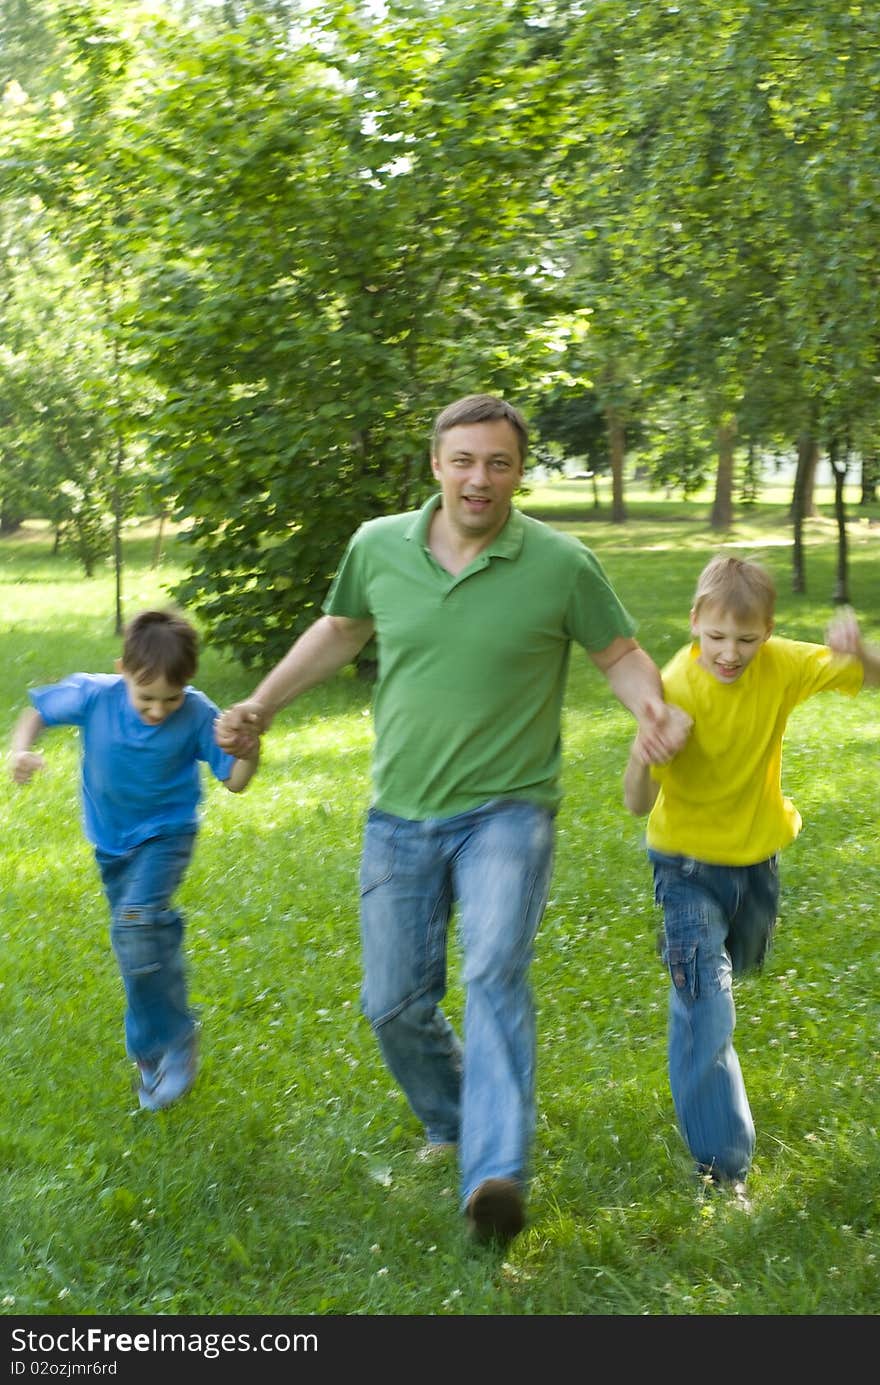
[0,0,166,579]
[2,0,880,657]
[115,4,570,667]
[532,388,612,475]
[638,399,715,498]
[1,515,879,1316]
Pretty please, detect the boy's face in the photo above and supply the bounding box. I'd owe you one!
[690,601,773,684]
[116,661,186,724]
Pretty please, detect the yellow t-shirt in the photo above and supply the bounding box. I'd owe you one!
[647,636,863,865]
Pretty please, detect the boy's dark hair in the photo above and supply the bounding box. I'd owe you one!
[692,555,776,624]
[431,394,529,464]
[121,609,199,686]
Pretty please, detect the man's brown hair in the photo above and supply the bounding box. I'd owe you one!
[431,394,529,464]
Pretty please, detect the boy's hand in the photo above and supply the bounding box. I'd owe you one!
[215,702,266,757]
[9,750,45,784]
[635,699,693,765]
[826,607,880,686]
[826,608,862,657]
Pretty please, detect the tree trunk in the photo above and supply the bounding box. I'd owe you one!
[860,452,878,505]
[710,417,737,530]
[789,436,819,518]
[829,437,850,605]
[0,506,23,534]
[802,439,819,516]
[790,435,810,594]
[606,406,627,523]
[740,439,759,504]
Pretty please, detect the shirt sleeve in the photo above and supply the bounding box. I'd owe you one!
[789,640,864,703]
[191,690,237,782]
[322,525,373,620]
[29,673,97,727]
[563,544,638,652]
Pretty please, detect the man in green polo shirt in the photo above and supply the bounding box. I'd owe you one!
[217,393,691,1247]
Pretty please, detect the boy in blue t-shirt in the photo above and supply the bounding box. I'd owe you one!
[9,608,260,1111]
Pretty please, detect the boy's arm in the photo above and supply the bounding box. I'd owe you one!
[8,707,47,784]
[623,738,660,816]
[826,610,880,686]
[223,742,260,794]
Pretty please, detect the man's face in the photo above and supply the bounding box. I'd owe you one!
[431,418,524,543]
[118,665,186,724]
[690,602,772,684]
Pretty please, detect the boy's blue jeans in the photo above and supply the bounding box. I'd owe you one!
[96,832,197,1065]
[359,799,556,1208]
[648,849,780,1182]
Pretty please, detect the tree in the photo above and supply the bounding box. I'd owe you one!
[531,387,610,507]
[828,436,851,605]
[120,2,573,666]
[0,224,120,574]
[5,0,880,641]
[0,0,187,615]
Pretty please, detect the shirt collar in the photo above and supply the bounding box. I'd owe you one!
[405,493,525,561]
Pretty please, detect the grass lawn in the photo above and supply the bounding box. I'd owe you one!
[1,507,878,1319]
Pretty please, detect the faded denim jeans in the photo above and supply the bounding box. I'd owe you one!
[359,799,556,1207]
[649,848,780,1182]
[96,832,197,1065]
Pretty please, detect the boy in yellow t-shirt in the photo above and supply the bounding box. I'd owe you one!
[623,556,878,1205]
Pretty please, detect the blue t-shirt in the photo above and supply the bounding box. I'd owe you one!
[29,673,236,855]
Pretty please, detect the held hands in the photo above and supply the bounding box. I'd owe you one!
[633,698,693,766]
[215,701,267,759]
[9,750,45,785]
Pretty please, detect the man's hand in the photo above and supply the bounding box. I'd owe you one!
[215,701,266,758]
[633,698,692,766]
[9,750,45,784]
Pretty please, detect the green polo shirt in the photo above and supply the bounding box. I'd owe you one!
[323,494,636,820]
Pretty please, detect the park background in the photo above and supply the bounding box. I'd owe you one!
[1,0,879,1317]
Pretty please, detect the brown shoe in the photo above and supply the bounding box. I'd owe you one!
[465,1178,525,1246]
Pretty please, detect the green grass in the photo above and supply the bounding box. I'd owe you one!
[1,511,878,1317]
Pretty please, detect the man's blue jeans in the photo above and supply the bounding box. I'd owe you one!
[96,832,197,1065]
[649,849,780,1182]
[359,799,556,1207]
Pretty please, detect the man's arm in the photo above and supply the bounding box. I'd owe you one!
[589,637,692,764]
[216,614,375,751]
[8,707,47,784]
[826,610,880,687]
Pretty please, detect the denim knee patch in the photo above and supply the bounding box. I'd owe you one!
[666,939,699,998]
[651,854,733,1001]
[111,909,183,978]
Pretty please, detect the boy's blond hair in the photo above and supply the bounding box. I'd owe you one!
[692,556,776,625]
